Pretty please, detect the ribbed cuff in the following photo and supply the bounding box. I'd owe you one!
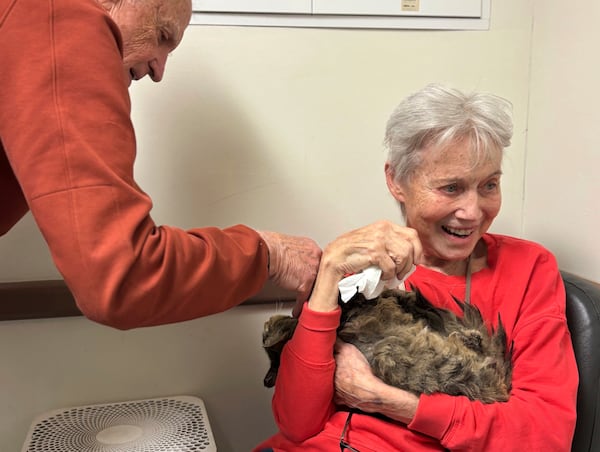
[408,393,456,440]
[287,302,341,363]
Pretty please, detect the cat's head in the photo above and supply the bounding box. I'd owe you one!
[263,314,297,348]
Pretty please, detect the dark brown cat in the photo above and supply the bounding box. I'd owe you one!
[262,289,512,403]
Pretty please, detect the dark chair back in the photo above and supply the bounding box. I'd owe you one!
[562,271,600,452]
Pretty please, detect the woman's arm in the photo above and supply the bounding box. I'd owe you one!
[270,221,423,442]
[334,249,578,450]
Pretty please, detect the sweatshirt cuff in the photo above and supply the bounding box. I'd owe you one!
[287,302,341,363]
[408,393,456,440]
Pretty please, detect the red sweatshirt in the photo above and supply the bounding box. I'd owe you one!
[0,0,268,329]
[255,234,578,451]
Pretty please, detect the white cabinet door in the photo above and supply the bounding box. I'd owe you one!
[312,0,483,17]
[190,0,490,30]
[192,0,311,14]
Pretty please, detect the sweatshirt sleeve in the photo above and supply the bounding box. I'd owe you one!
[408,250,578,450]
[271,303,341,443]
[0,0,269,329]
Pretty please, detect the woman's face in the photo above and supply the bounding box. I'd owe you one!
[386,138,502,269]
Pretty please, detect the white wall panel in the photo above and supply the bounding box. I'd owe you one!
[192,0,310,14]
[191,0,490,30]
[313,0,483,17]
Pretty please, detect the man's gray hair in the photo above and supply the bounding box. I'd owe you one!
[384,84,513,184]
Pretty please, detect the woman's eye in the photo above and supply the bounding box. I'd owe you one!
[484,180,499,191]
[443,184,458,193]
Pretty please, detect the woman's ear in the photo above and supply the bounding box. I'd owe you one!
[385,163,406,203]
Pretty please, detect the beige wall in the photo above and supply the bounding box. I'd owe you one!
[524,2,600,282]
[1,1,598,451]
[0,304,283,452]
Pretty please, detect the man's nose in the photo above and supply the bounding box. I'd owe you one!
[149,54,167,83]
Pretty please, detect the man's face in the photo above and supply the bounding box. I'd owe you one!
[107,0,192,85]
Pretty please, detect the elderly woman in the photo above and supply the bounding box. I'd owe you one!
[0,0,320,329]
[255,84,577,451]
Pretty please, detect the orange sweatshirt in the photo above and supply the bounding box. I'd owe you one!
[0,0,269,329]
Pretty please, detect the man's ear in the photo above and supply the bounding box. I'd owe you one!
[385,163,406,203]
[97,0,119,12]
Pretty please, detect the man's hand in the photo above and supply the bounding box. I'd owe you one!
[258,230,321,316]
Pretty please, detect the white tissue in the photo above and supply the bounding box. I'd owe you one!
[338,265,416,303]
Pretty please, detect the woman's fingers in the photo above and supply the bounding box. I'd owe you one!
[326,220,421,281]
[308,221,422,312]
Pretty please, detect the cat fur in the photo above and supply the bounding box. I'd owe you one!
[262,289,512,404]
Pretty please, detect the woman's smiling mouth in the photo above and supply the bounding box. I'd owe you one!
[442,226,473,238]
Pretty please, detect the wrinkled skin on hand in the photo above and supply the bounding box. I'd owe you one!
[321,221,422,283]
[334,340,419,424]
[334,340,382,409]
[308,220,423,314]
[258,231,322,316]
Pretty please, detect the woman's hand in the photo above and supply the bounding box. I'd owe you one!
[308,221,422,312]
[334,340,382,408]
[334,340,419,424]
[323,220,421,281]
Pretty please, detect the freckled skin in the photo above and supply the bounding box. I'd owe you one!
[101,0,192,84]
[386,138,503,274]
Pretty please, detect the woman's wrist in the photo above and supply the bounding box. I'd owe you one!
[360,381,419,424]
[307,262,344,312]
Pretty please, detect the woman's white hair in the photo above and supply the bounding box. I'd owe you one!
[384,83,513,184]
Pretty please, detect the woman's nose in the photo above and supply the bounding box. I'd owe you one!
[456,190,482,220]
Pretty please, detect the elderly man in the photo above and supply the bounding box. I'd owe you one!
[0,0,321,329]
